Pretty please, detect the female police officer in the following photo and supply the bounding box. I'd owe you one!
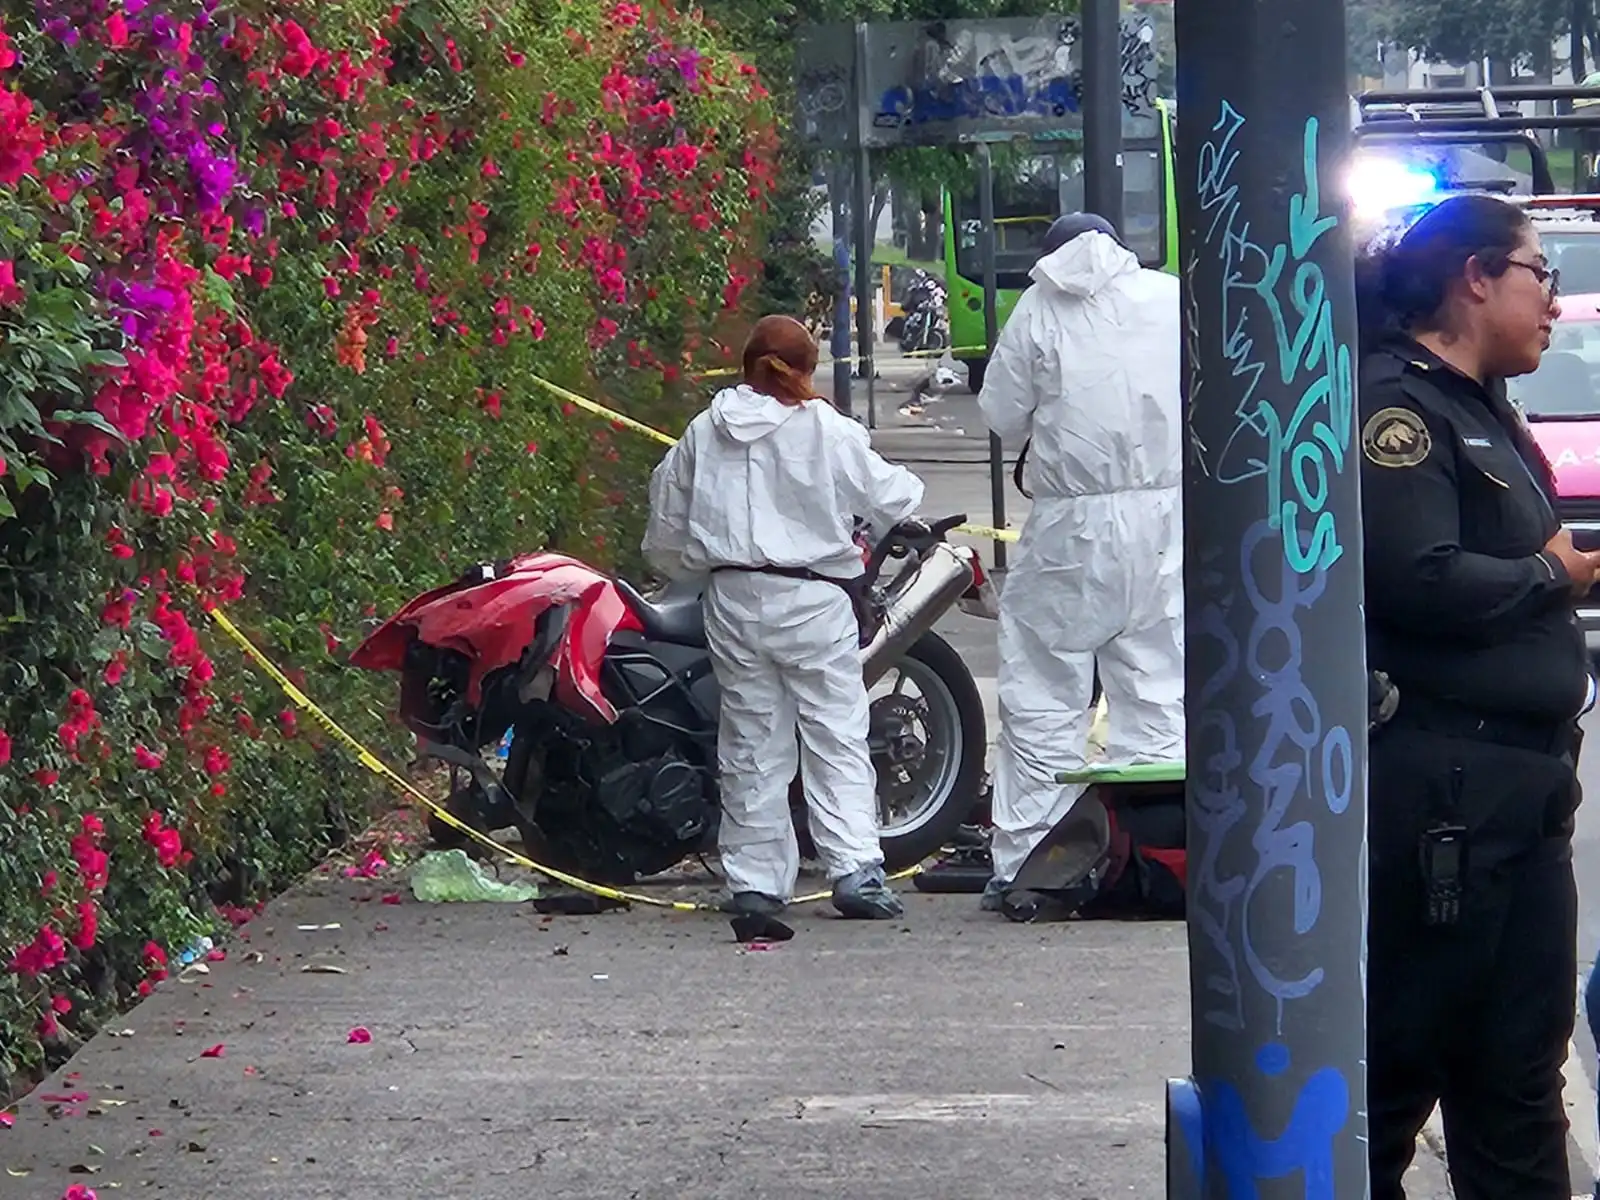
[1358,193,1599,1197]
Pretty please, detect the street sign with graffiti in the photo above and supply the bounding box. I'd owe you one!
[795,15,1160,149]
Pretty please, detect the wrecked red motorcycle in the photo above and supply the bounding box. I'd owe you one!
[352,515,996,885]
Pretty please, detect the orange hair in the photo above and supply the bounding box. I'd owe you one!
[742,314,822,406]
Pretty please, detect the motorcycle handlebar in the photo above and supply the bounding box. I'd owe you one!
[861,513,967,588]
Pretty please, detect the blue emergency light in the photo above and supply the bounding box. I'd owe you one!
[1348,156,1444,218]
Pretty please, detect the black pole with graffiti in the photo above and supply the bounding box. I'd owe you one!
[1167,0,1370,1192]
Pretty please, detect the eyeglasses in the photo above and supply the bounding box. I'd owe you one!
[1507,259,1561,298]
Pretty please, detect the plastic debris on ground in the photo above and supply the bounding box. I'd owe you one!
[409,849,540,903]
[176,936,214,966]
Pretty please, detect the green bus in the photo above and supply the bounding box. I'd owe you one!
[941,97,1178,392]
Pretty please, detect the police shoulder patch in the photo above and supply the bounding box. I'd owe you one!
[1361,406,1431,469]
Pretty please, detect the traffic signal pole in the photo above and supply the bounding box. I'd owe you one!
[1168,0,1370,1192]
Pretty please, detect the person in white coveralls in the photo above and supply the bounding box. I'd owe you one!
[976,212,1186,911]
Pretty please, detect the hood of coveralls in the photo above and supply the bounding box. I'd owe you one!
[1030,229,1141,300]
[709,383,809,445]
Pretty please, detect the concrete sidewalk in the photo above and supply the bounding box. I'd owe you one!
[1,868,1190,1199]
[1,864,1458,1199]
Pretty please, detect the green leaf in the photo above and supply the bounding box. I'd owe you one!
[51,410,122,439]
[137,628,170,661]
[202,268,238,315]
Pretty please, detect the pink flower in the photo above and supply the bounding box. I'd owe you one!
[11,925,67,976]
[134,745,163,770]
[145,822,182,867]
[72,901,98,951]
[347,1026,372,1044]
[200,1043,225,1058]
[64,1184,99,1200]
[51,993,71,1015]
[0,259,22,306]
[0,728,10,766]
[344,850,388,879]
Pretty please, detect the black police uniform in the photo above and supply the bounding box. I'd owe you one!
[1360,334,1589,1199]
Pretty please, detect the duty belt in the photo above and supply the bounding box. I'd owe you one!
[1388,691,1581,757]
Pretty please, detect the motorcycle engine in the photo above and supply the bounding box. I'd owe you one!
[596,753,711,843]
[533,735,718,884]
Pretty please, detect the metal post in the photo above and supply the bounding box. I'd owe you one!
[1081,0,1124,231]
[977,142,1007,572]
[1168,0,1368,1193]
[853,22,877,429]
[829,157,853,416]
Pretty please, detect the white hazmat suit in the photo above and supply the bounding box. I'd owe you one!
[979,229,1185,889]
[642,384,925,913]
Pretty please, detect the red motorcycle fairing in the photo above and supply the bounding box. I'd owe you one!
[349,551,643,723]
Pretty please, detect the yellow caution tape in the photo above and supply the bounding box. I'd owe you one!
[525,374,677,448]
[206,607,920,911]
[951,523,1019,543]
[523,371,1019,545]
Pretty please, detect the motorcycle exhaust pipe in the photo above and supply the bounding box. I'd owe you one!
[861,542,979,688]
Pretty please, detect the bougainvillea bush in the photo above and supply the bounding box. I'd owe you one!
[0,0,776,1092]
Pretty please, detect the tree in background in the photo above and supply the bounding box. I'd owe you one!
[1358,0,1582,81]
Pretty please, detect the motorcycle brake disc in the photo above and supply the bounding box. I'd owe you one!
[869,694,929,798]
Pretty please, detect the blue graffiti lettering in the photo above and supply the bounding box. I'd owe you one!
[874,76,1078,129]
[1238,518,1349,1007]
[1188,519,1353,1028]
[1207,1064,1351,1200]
[1196,108,1354,577]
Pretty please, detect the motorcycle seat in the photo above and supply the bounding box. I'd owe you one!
[614,578,707,648]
